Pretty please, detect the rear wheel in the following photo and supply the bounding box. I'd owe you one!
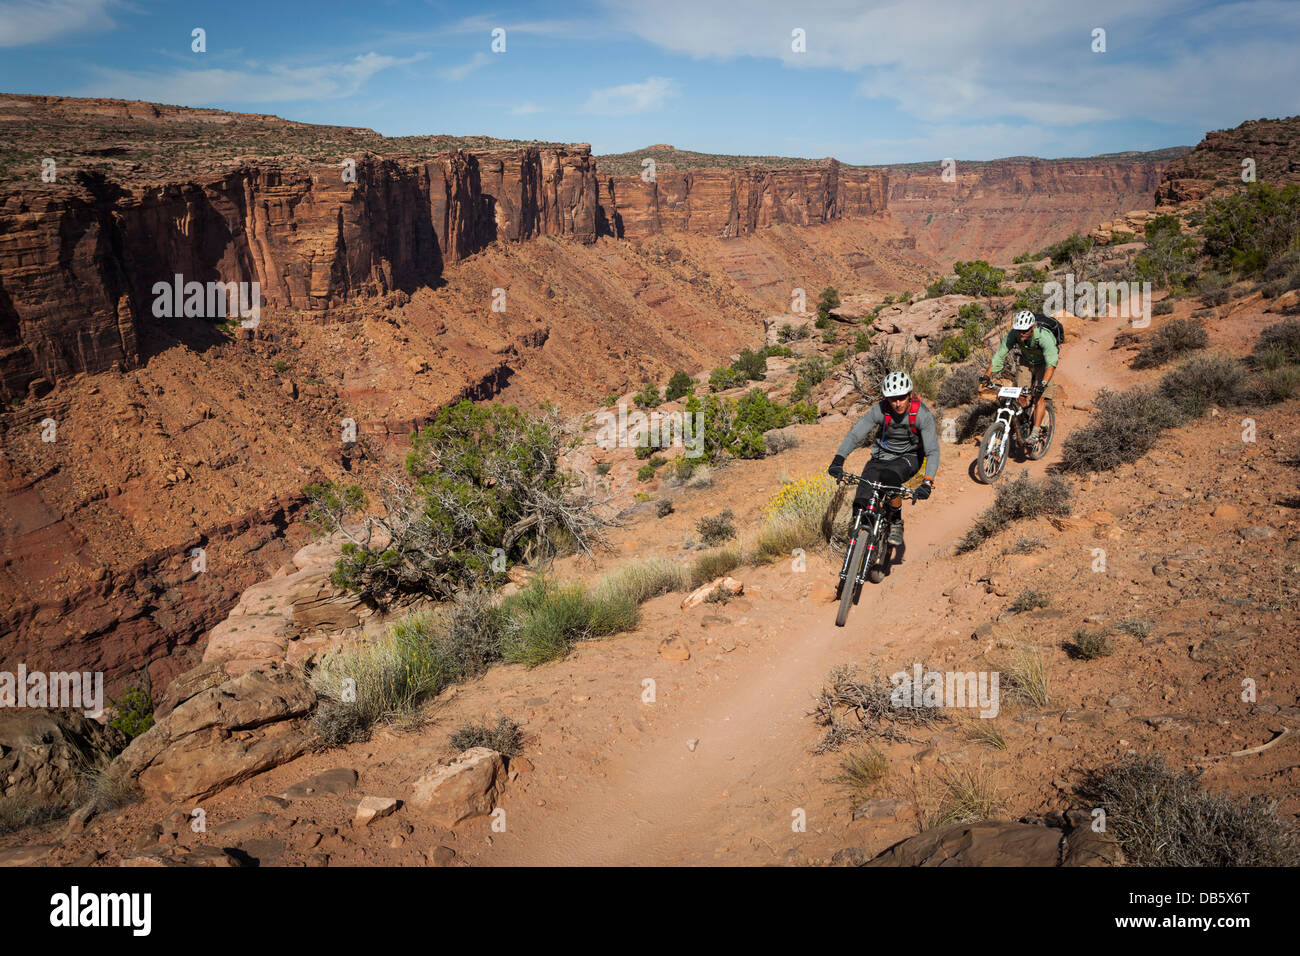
[1026,400,1056,460]
[835,530,870,627]
[976,420,1010,483]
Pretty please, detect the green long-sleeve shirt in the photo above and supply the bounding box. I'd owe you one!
[991,326,1058,374]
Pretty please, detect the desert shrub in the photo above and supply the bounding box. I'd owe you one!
[1114,618,1153,641]
[937,364,981,407]
[664,371,695,401]
[958,475,1072,552]
[0,797,70,837]
[595,461,612,476]
[955,400,998,442]
[1002,535,1045,555]
[822,326,839,345]
[633,382,661,409]
[1016,264,1048,282]
[666,455,695,482]
[911,363,944,400]
[1059,386,1185,473]
[762,343,794,358]
[1151,299,1174,316]
[1131,318,1208,369]
[764,429,799,455]
[1076,755,1300,866]
[1244,365,1300,404]
[656,498,674,518]
[1072,629,1113,659]
[690,546,741,588]
[853,330,872,353]
[697,509,736,546]
[636,463,655,482]
[306,401,606,604]
[923,765,1000,829]
[448,716,523,757]
[1158,351,1247,417]
[1010,589,1051,612]
[1253,318,1300,365]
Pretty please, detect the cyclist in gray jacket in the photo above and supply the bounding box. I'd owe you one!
[827,371,938,547]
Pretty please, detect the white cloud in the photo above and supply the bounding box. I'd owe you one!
[582,76,677,114]
[437,51,493,82]
[80,52,422,105]
[510,102,548,115]
[597,0,1300,130]
[0,0,117,47]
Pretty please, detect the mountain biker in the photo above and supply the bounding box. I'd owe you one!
[827,371,938,547]
[984,309,1058,444]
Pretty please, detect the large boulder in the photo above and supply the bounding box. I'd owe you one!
[409,748,505,829]
[0,709,126,805]
[113,668,316,802]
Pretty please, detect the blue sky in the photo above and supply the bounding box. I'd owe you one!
[1,0,1298,163]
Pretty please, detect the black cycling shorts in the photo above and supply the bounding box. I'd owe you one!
[855,454,920,506]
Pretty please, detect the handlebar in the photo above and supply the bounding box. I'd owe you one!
[835,474,918,499]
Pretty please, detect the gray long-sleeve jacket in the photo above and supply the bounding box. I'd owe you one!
[835,400,940,480]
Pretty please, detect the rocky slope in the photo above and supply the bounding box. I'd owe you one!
[1157,116,1300,204]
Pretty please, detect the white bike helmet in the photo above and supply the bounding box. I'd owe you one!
[1012,309,1037,330]
[881,371,913,397]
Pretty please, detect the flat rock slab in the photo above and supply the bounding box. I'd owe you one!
[281,767,359,800]
[0,844,56,866]
[410,748,504,829]
[122,845,248,867]
[866,822,1066,867]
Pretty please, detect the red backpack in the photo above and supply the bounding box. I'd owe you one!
[878,396,921,445]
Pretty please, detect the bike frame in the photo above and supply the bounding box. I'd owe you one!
[836,476,913,586]
[988,386,1037,457]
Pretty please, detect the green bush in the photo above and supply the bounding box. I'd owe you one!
[1043,233,1094,267]
[665,371,695,401]
[1201,183,1300,275]
[636,463,656,482]
[306,401,595,604]
[1059,386,1184,473]
[708,367,748,392]
[1072,629,1113,659]
[950,260,1009,297]
[633,382,661,409]
[500,577,636,667]
[730,348,768,382]
[817,287,841,320]
[791,355,829,401]
[108,687,154,738]
[1245,366,1300,404]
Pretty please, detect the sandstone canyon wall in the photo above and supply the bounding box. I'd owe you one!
[887,158,1169,263]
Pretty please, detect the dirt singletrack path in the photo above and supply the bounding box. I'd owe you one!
[480,323,1135,865]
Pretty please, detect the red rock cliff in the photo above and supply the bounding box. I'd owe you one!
[887,158,1168,262]
[599,160,888,240]
[0,145,596,402]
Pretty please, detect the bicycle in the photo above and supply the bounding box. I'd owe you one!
[833,475,917,627]
[974,380,1056,484]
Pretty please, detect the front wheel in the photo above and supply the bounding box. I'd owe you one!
[1026,400,1056,460]
[835,530,870,627]
[976,420,1010,483]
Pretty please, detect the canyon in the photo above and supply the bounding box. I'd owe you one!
[1,93,1186,691]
